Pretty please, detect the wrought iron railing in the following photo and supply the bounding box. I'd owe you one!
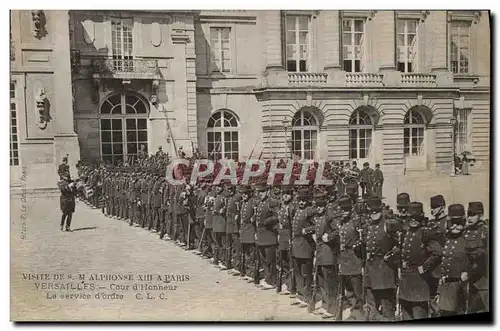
[91,58,159,76]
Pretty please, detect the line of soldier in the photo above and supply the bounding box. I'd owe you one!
[75,162,488,321]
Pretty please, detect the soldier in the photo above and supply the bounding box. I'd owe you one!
[147,173,155,230]
[395,193,410,229]
[337,195,364,314]
[128,171,138,226]
[438,204,471,316]
[58,155,70,180]
[238,185,258,283]
[291,188,316,307]
[428,194,447,317]
[153,174,163,233]
[139,172,148,228]
[58,174,77,232]
[313,192,340,318]
[398,202,442,320]
[363,196,399,321]
[212,183,227,268]
[201,185,215,259]
[225,184,241,275]
[159,178,170,239]
[359,162,373,196]
[372,164,384,198]
[192,180,208,254]
[464,201,489,313]
[276,185,296,295]
[176,184,190,247]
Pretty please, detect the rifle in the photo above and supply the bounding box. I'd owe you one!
[335,261,344,321]
[309,256,319,313]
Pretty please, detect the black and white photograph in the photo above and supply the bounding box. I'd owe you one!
[8,8,491,322]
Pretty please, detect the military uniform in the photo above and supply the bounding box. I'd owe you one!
[255,183,280,288]
[372,165,384,198]
[201,188,215,258]
[398,202,441,320]
[225,185,241,272]
[291,189,316,305]
[193,184,208,252]
[314,193,340,316]
[465,202,489,313]
[58,178,77,231]
[153,177,163,232]
[277,186,296,294]
[395,193,411,230]
[363,196,398,321]
[238,185,258,281]
[212,185,227,266]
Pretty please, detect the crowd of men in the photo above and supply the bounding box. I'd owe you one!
[65,148,488,321]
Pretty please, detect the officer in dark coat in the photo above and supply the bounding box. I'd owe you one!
[395,193,410,229]
[464,201,489,313]
[153,175,163,232]
[338,195,364,311]
[438,204,471,316]
[291,188,316,307]
[372,164,384,198]
[58,174,77,232]
[314,192,340,318]
[212,183,227,268]
[359,162,373,196]
[398,202,442,320]
[238,185,257,282]
[225,184,241,274]
[58,155,70,180]
[201,186,215,259]
[363,196,399,321]
[428,194,447,316]
[277,185,296,294]
[255,183,280,290]
[192,181,208,254]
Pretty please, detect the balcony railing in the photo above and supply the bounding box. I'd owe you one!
[91,58,160,80]
[401,73,437,86]
[288,72,328,86]
[345,73,384,86]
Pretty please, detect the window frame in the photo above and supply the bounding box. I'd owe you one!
[284,15,311,73]
[209,26,232,73]
[348,109,373,159]
[341,18,365,73]
[396,19,419,73]
[206,110,240,161]
[449,20,471,74]
[99,92,149,165]
[111,18,134,72]
[10,81,20,166]
[403,109,426,157]
[291,110,318,160]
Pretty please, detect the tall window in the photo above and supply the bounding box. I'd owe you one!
[457,108,472,153]
[349,109,372,159]
[342,18,364,72]
[207,110,239,161]
[291,110,318,160]
[100,92,148,165]
[404,109,425,156]
[285,15,310,72]
[111,19,133,72]
[450,21,470,74]
[396,20,418,73]
[210,27,231,73]
[10,82,19,166]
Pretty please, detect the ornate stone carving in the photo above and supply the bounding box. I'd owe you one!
[35,88,51,130]
[420,10,430,22]
[31,10,47,39]
[473,11,482,24]
[368,10,377,20]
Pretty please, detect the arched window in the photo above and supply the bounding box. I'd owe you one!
[404,109,425,156]
[291,110,318,160]
[207,110,239,161]
[99,92,148,165]
[349,109,372,159]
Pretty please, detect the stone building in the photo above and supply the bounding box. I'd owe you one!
[10,10,490,189]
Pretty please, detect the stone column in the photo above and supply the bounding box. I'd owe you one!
[52,10,80,177]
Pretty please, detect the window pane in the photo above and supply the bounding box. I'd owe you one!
[299,32,308,44]
[112,119,122,130]
[343,19,352,32]
[126,119,136,129]
[224,131,231,141]
[298,17,309,30]
[231,131,238,140]
[138,131,147,141]
[343,33,352,46]
[287,31,296,43]
[101,119,111,130]
[127,131,137,141]
[354,20,363,32]
[112,131,122,142]
[128,143,137,154]
[138,119,147,129]
[113,143,123,154]
[102,143,112,155]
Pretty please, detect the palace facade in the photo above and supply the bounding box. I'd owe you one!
[10,10,490,189]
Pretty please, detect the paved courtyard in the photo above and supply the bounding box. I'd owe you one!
[10,196,323,321]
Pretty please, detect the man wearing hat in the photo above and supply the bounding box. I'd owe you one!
[428,194,447,317]
[58,173,77,232]
[58,155,70,180]
[395,193,411,229]
[200,185,215,259]
[291,187,317,307]
[254,182,280,290]
[238,184,258,282]
[276,185,296,295]
[313,192,339,318]
[337,195,364,314]
[192,180,208,253]
[438,204,471,316]
[372,164,384,198]
[464,201,489,313]
[363,195,399,321]
[139,172,149,228]
[152,175,164,233]
[225,184,242,274]
[398,201,441,320]
[359,162,373,196]
[212,183,227,269]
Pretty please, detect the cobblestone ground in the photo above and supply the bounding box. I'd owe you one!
[11,196,324,322]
